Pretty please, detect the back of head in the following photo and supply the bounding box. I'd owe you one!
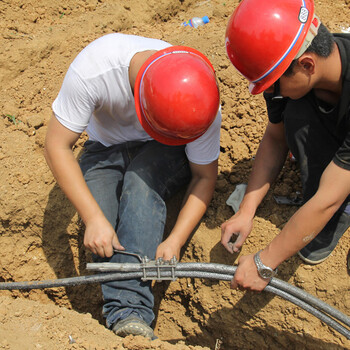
[225,0,321,94]
[135,46,220,145]
[283,23,334,76]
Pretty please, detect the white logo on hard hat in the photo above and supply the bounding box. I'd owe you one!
[299,7,309,23]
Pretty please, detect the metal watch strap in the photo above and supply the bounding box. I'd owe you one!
[254,250,277,279]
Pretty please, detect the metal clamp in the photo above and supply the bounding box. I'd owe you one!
[111,249,178,281]
[140,256,177,282]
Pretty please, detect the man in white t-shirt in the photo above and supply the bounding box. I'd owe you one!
[45,33,221,339]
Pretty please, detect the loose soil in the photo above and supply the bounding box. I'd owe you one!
[0,0,349,349]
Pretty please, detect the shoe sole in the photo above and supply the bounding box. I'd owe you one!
[297,251,330,265]
[113,316,154,339]
[115,323,153,338]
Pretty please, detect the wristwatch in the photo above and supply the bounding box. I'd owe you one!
[254,250,277,279]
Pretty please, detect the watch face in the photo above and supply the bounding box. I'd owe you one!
[260,267,273,279]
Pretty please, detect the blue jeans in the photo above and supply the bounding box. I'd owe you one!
[79,140,191,327]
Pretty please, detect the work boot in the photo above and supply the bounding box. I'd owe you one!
[298,209,350,265]
[112,312,155,339]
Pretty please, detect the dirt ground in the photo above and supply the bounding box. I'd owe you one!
[0,0,349,349]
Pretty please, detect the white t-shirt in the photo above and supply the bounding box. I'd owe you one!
[52,33,221,165]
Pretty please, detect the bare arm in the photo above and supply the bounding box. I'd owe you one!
[232,160,350,291]
[44,115,124,257]
[221,121,289,253]
[156,160,218,260]
[262,160,350,268]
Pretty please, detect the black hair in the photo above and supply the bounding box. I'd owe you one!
[283,23,335,76]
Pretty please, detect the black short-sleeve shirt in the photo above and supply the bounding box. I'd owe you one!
[263,33,350,171]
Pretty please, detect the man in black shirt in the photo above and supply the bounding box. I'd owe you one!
[222,0,350,291]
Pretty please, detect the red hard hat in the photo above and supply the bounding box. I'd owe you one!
[225,0,320,95]
[135,46,220,145]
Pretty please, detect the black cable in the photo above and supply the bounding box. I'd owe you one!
[87,261,350,330]
[0,264,349,339]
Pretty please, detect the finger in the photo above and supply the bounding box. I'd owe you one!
[221,219,233,235]
[89,247,97,256]
[155,248,162,260]
[221,233,234,254]
[228,232,241,251]
[84,242,98,256]
[157,248,172,261]
[232,280,245,291]
[112,235,125,251]
[226,242,234,254]
[221,239,234,254]
[162,252,172,261]
[232,234,244,252]
[164,251,178,261]
[104,243,114,258]
[95,245,106,258]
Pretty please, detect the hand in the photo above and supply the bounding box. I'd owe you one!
[231,254,269,291]
[84,215,124,258]
[156,236,182,261]
[221,210,253,254]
